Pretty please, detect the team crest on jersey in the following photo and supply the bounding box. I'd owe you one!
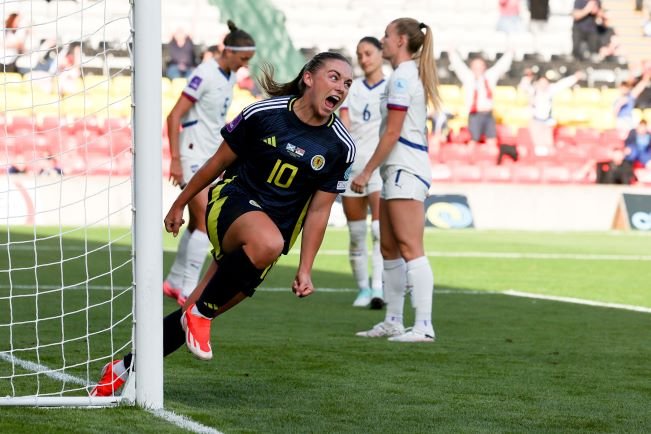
[285,143,305,158]
[311,155,325,171]
[188,76,203,90]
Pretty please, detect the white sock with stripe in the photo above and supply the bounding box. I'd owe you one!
[383,258,406,325]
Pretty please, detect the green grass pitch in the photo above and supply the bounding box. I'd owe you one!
[1,227,650,433]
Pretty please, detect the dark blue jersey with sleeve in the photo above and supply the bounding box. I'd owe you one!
[219,96,356,244]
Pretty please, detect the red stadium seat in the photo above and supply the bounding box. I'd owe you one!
[541,165,571,184]
[511,165,541,183]
[481,164,511,182]
[474,144,500,164]
[452,164,482,182]
[9,116,35,134]
[430,163,452,182]
[439,144,472,164]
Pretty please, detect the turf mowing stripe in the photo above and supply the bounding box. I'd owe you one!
[6,245,651,261]
[503,290,651,313]
[0,353,223,433]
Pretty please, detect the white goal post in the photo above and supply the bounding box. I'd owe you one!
[0,0,162,407]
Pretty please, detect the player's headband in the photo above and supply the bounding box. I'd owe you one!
[224,45,256,52]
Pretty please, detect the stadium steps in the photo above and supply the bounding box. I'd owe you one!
[601,0,650,64]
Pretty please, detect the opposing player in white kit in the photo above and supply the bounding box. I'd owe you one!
[339,36,386,309]
[164,20,256,305]
[351,18,440,342]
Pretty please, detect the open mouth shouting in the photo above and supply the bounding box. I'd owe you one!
[325,94,342,111]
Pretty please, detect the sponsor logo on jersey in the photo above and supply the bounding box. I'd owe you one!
[188,76,203,90]
[226,113,243,132]
[263,136,277,147]
[249,199,262,209]
[285,143,305,158]
[311,155,325,171]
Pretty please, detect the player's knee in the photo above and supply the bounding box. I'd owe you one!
[247,236,283,268]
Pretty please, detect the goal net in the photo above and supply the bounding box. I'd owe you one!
[0,0,163,406]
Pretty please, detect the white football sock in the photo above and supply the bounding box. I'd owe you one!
[112,360,127,377]
[383,258,406,325]
[165,229,191,289]
[407,256,434,333]
[370,220,382,292]
[348,220,369,290]
[181,230,210,298]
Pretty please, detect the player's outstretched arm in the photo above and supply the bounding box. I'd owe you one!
[292,190,338,297]
[164,141,238,236]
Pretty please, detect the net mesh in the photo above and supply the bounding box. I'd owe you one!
[0,0,133,401]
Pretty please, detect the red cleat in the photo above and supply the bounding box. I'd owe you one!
[181,305,213,360]
[163,281,181,300]
[90,360,127,397]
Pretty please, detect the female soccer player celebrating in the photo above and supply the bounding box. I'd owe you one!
[91,51,355,395]
[163,20,255,306]
[352,18,440,343]
[338,36,386,309]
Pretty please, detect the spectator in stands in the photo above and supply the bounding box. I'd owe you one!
[595,9,621,60]
[352,18,440,343]
[449,48,513,150]
[165,28,196,79]
[519,69,585,156]
[497,0,524,33]
[52,41,82,96]
[163,21,255,307]
[338,36,386,309]
[529,0,550,53]
[201,45,220,63]
[595,146,635,184]
[0,12,29,73]
[614,71,651,139]
[572,0,602,60]
[624,119,651,167]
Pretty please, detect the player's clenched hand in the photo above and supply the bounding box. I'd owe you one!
[169,158,184,187]
[164,205,185,237]
[292,272,314,298]
[350,171,370,194]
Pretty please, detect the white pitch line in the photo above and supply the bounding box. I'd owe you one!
[0,352,222,434]
[503,290,651,313]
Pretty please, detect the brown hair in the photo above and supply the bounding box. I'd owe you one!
[258,51,351,97]
[391,18,441,111]
[223,20,255,48]
[5,13,19,32]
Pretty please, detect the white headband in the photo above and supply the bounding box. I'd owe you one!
[224,45,256,52]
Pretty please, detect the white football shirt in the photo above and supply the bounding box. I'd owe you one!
[179,58,237,162]
[339,77,386,173]
[380,60,430,182]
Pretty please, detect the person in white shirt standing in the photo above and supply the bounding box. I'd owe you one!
[449,48,513,150]
[164,20,256,305]
[519,69,585,156]
[339,36,386,309]
[351,18,440,343]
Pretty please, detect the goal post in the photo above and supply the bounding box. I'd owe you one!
[0,0,163,407]
[133,0,163,409]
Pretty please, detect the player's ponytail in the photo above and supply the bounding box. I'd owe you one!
[258,51,351,97]
[391,18,441,111]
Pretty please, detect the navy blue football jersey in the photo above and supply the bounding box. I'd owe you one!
[220,95,355,232]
